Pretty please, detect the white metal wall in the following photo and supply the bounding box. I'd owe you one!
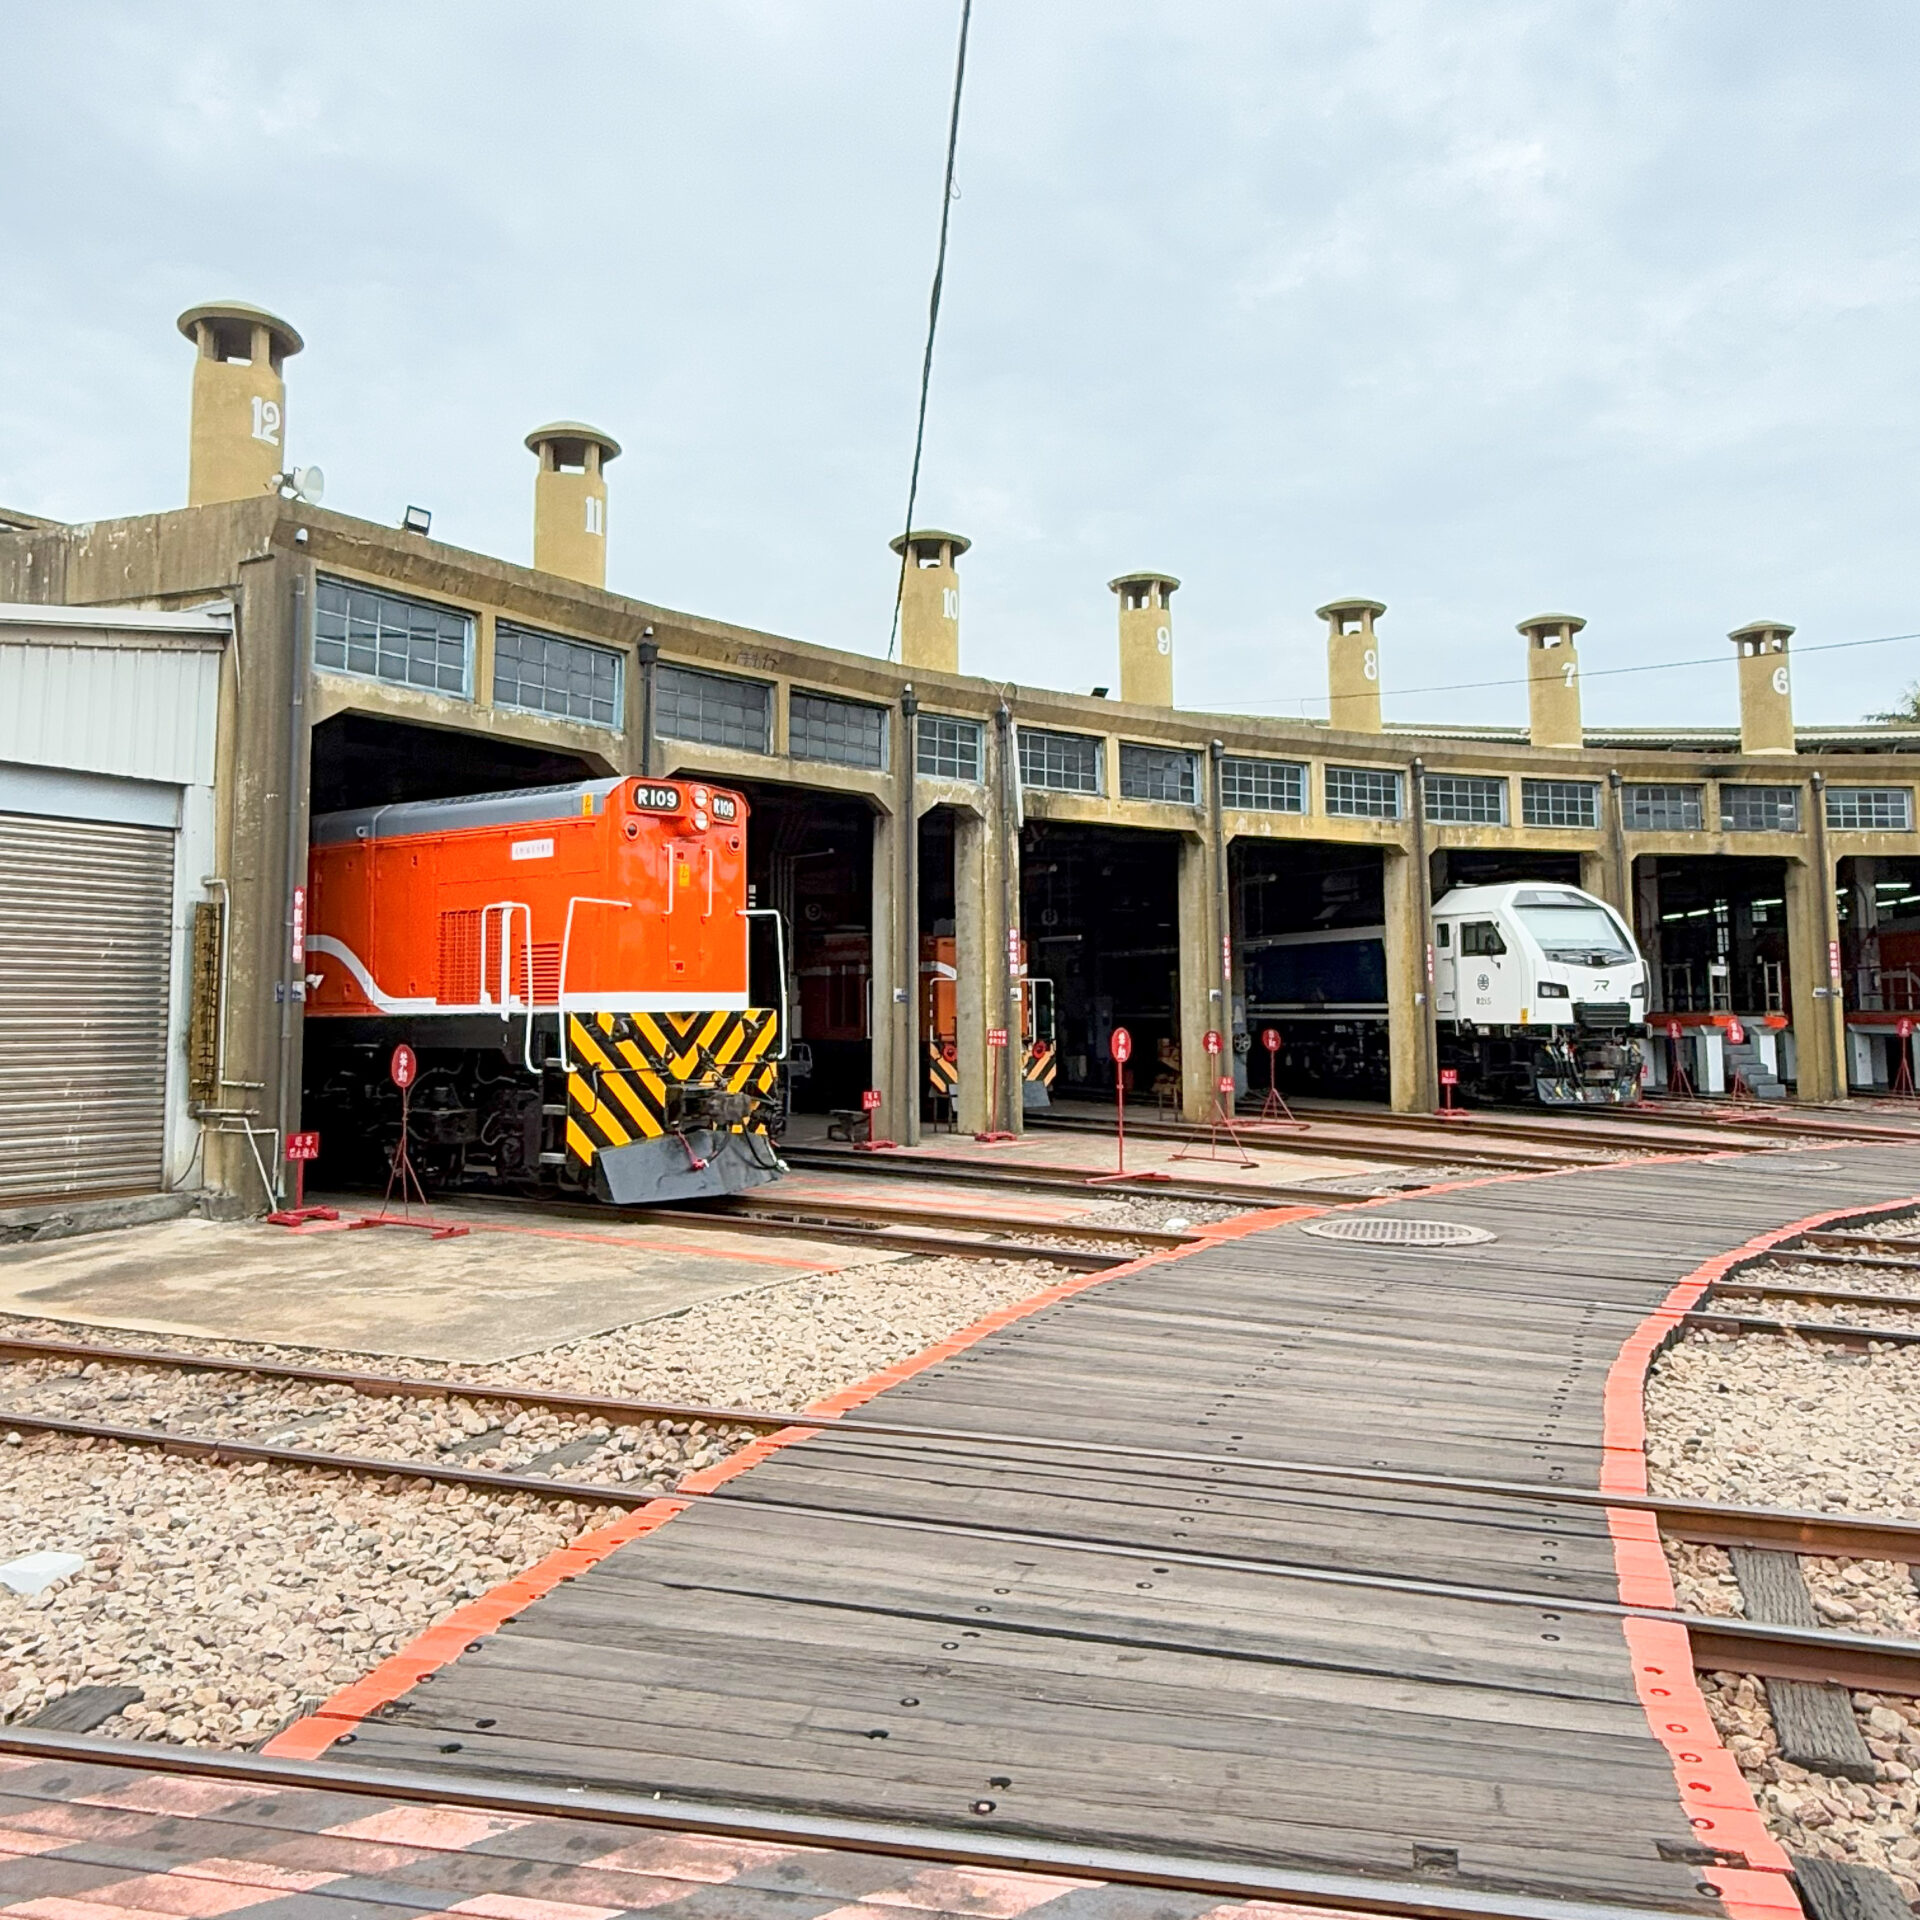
[0,606,227,1203]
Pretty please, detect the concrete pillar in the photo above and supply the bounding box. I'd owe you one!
[526,423,620,588]
[1175,833,1217,1121]
[950,805,993,1133]
[869,804,901,1137]
[991,704,1025,1136]
[1520,612,1584,749]
[177,303,303,508]
[1110,572,1179,707]
[1783,856,1842,1100]
[891,530,969,674]
[1579,851,1612,905]
[1318,598,1386,733]
[1382,847,1428,1112]
[1729,620,1796,756]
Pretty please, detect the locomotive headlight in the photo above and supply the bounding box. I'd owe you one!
[693,810,709,831]
[1535,981,1569,998]
[1631,980,1646,998]
[692,786,710,807]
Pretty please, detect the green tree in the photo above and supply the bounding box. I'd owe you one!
[1870,683,1920,723]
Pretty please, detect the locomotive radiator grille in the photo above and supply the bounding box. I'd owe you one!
[564,1008,779,1170]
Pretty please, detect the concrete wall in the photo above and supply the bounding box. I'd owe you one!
[6,493,1920,1200]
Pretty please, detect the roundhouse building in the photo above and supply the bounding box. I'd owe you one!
[3,303,1919,1211]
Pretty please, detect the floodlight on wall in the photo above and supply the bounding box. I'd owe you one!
[1090,686,1109,699]
[401,505,432,535]
[269,466,325,505]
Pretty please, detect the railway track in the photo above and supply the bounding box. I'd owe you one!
[1026,1108,1584,1171]
[4,1327,1916,1694]
[10,1160,1920,1913]
[0,1729,1737,1920]
[779,1141,1398,1205]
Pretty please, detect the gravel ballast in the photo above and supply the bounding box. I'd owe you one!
[1648,1321,1920,1902]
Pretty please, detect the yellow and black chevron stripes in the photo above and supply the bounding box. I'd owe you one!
[1025,1040,1059,1087]
[926,1040,958,1098]
[566,1008,779,1171]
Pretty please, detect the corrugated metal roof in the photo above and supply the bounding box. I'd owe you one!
[0,600,231,638]
[0,639,223,789]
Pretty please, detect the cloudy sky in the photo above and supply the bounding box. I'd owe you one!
[5,2,1918,728]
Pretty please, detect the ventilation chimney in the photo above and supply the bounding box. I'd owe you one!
[1519,611,1585,749]
[176,302,303,508]
[1109,572,1179,707]
[889,529,969,674]
[1317,598,1386,732]
[1728,620,1796,755]
[526,422,621,587]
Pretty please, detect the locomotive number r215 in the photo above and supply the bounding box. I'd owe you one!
[629,783,683,812]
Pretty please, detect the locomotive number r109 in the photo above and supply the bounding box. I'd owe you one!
[629,783,683,812]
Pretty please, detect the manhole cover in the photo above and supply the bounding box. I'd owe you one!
[1764,1157,1843,1171]
[1299,1216,1496,1248]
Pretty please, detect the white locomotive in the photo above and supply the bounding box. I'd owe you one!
[1433,882,1647,1104]
[1240,880,1648,1106]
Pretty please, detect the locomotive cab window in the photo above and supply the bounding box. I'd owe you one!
[1461,921,1505,956]
[1435,923,1451,948]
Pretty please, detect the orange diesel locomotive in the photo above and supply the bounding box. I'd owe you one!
[303,776,786,1205]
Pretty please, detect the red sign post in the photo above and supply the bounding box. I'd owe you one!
[1175,1031,1255,1169]
[1255,1025,1301,1126]
[267,1128,338,1229]
[1436,1065,1466,1120]
[349,1044,469,1238]
[1662,1019,1695,1100]
[1894,1016,1917,1098]
[854,1086,898,1152]
[976,1028,1014,1144]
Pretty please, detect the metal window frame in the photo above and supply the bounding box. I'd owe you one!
[492,620,624,730]
[654,663,774,755]
[1824,786,1913,832]
[1324,765,1402,820]
[1422,774,1508,826]
[789,688,890,771]
[314,575,473,699]
[1719,784,1802,833]
[1519,779,1600,830]
[1623,783,1704,832]
[1018,727,1105,795]
[915,712,983,782]
[1118,742,1200,805]
[1219,755,1307,814]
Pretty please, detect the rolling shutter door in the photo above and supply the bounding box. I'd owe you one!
[0,811,174,1201]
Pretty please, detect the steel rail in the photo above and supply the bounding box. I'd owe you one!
[0,1406,645,1506]
[7,1332,1919,1561]
[1709,1275,1920,1312]
[1271,1099,1795,1155]
[778,1142,1371,1207]
[1024,1111,1561,1173]
[1684,1309,1920,1350]
[1772,1246,1920,1274]
[1799,1229,1920,1252]
[7,1391,1918,1696]
[0,1728,1735,1920]
[688,1487,1920,1694]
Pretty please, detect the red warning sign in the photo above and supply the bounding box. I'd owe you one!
[1262,1027,1280,1053]
[1900,1018,1914,1041]
[286,1130,321,1160]
[1727,1018,1746,1045]
[861,1088,882,1112]
[389,1044,417,1089]
[986,1027,1008,1049]
[1218,1075,1236,1094]
[1203,1030,1223,1057]
[1439,1068,1459,1088]
[1110,1027,1133,1064]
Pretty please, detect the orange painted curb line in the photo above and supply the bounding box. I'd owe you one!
[1599,1186,1920,1920]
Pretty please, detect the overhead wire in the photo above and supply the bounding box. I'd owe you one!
[886,0,974,662]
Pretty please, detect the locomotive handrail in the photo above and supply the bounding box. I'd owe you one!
[557,897,632,1074]
[739,908,790,1063]
[478,901,537,1072]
